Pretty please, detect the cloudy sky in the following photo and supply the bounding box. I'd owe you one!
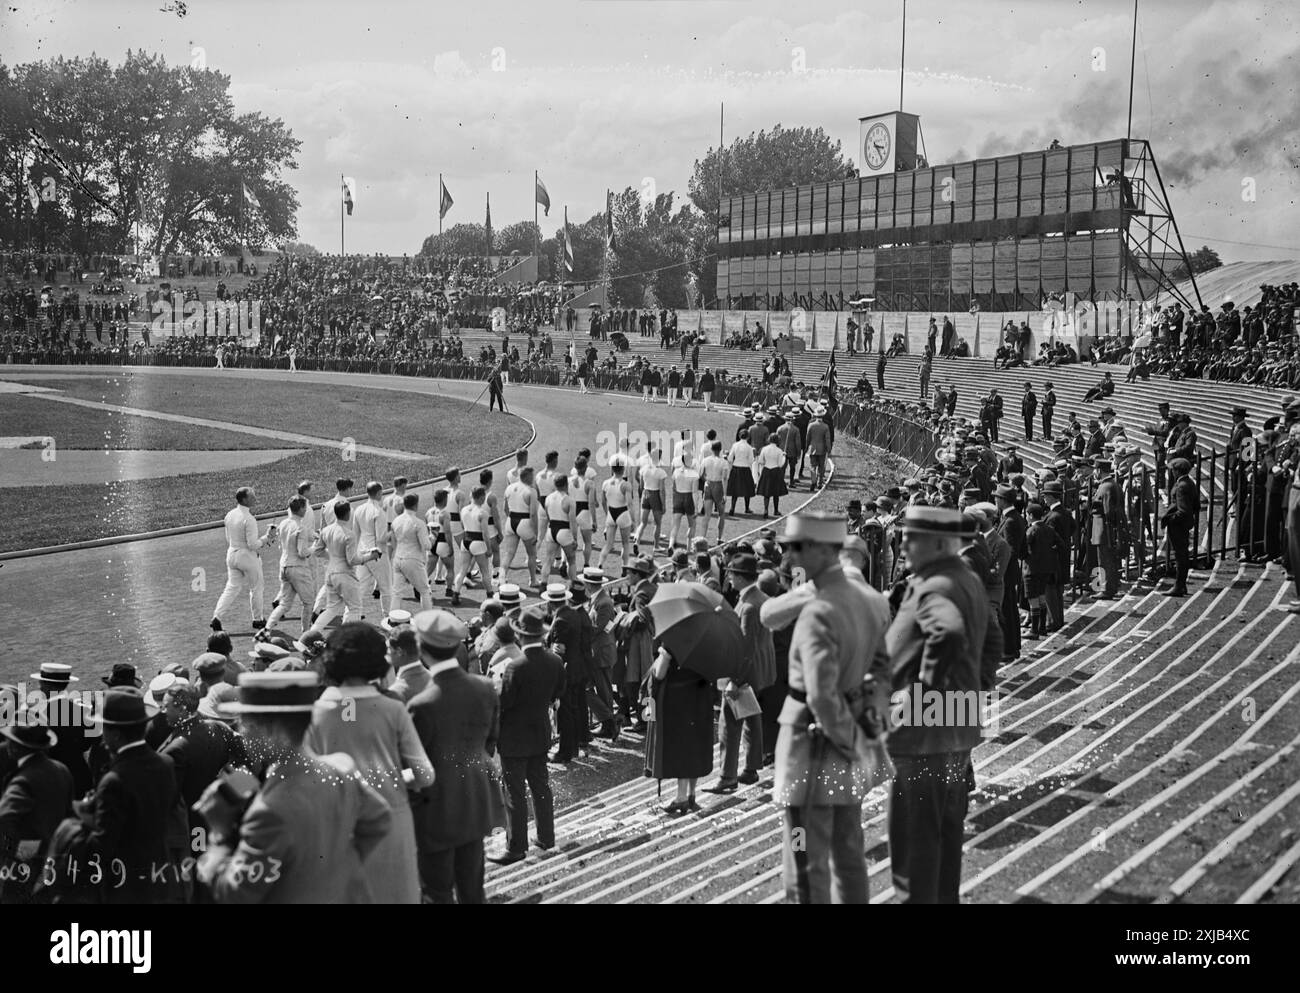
[3,0,1296,260]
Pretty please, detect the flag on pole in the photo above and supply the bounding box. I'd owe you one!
[23,150,40,211]
[485,193,493,255]
[562,207,575,274]
[822,346,838,396]
[439,178,453,219]
[535,174,551,216]
[342,176,356,215]
[605,190,617,255]
[242,181,263,221]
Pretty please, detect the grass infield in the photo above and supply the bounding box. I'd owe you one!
[0,374,529,553]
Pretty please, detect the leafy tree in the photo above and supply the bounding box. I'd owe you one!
[420,222,487,258]
[687,124,852,305]
[0,51,300,254]
[1171,245,1224,282]
[495,220,541,256]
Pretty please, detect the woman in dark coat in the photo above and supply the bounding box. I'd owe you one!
[644,647,714,814]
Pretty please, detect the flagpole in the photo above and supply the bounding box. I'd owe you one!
[1126,0,1138,140]
[340,174,345,255]
[719,101,725,313]
[534,170,540,263]
[602,189,610,314]
[439,173,443,241]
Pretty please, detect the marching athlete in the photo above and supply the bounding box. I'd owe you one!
[354,481,395,617]
[668,448,700,549]
[444,466,466,602]
[212,486,276,633]
[501,466,540,589]
[482,469,503,582]
[541,474,579,584]
[601,457,635,569]
[634,445,668,552]
[699,440,730,544]
[304,500,380,634]
[454,486,496,601]
[570,454,599,570]
[426,488,455,589]
[264,495,318,634]
[392,492,433,606]
[535,451,562,576]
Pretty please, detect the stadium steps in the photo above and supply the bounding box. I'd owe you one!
[484,559,1300,903]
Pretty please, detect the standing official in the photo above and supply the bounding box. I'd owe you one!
[1163,458,1200,597]
[407,609,503,904]
[1041,382,1057,441]
[490,607,565,865]
[1021,382,1038,441]
[774,512,892,904]
[212,486,276,633]
[885,506,990,904]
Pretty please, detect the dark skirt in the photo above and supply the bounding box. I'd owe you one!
[644,664,715,781]
[726,467,755,499]
[756,465,788,498]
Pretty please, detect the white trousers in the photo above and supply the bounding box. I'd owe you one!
[214,548,264,624]
[356,554,395,613]
[308,569,362,633]
[266,564,317,631]
[393,555,431,602]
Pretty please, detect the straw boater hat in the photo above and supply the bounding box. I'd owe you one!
[780,511,847,546]
[541,582,570,604]
[901,505,967,536]
[31,662,78,684]
[580,567,606,586]
[496,582,527,608]
[381,609,414,633]
[218,671,334,717]
[144,673,191,716]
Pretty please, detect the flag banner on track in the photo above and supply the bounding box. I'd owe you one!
[439,177,454,219]
[342,176,356,215]
[536,174,551,216]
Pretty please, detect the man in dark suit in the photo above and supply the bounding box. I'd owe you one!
[1041,382,1057,440]
[159,682,244,831]
[29,664,91,797]
[707,554,775,793]
[82,688,179,903]
[0,707,74,904]
[545,583,595,762]
[1021,383,1038,440]
[408,609,503,903]
[1163,458,1200,597]
[490,607,564,865]
[1041,481,1075,630]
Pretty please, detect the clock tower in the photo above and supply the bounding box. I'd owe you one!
[857,111,921,175]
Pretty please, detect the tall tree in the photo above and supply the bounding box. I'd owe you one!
[0,51,300,254]
[687,124,851,305]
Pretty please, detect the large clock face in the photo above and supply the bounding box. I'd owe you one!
[864,122,891,170]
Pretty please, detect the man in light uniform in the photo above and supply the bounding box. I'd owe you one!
[668,449,700,550]
[505,448,529,485]
[601,457,634,570]
[570,454,599,572]
[698,440,730,544]
[264,495,317,634]
[541,474,578,585]
[501,467,540,590]
[312,477,355,618]
[443,467,467,603]
[305,500,380,634]
[634,445,668,552]
[382,476,410,522]
[355,480,395,617]
[212,486,276,633]
[454,486,496,601]
[771,511,891,904]
[392,492,433,607]
[535,451,562,577]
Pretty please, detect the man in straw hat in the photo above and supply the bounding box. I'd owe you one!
[774,511,892,903]
[408,609,503,904]
[197,671,393,903]
[84,687,179,903]
[490,606,565,866]
[582,567,620,741]
[31,663,91,796]
[544,581,595,763]
[884,505,991,903]
[0,702,74,904]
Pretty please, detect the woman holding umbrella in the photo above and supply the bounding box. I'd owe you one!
[643,582,746,815]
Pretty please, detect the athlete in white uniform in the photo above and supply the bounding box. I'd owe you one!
[312,478,355,616]
[354,481,395,617]
[601,459,634,569]
[426,488,454,587]
[635,448,668,551]
[501,466,539,589]
[569,454,598,570]
[540,475,578,584]
[305,500,379,635]
[454,486,495,598]
[212,486,275,632]
[391,491,433,605]
[505,447,529,486]
[480,468,503,580]
[699,440,730,544]
[265,495,317,634]
[443,467,466,603]
[669,451,700,549]
[535,451,561,575]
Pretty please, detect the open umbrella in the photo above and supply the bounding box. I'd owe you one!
[647,582,746,681]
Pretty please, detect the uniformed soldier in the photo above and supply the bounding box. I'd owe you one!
[885,506,990,904]
[773,512,892,904]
